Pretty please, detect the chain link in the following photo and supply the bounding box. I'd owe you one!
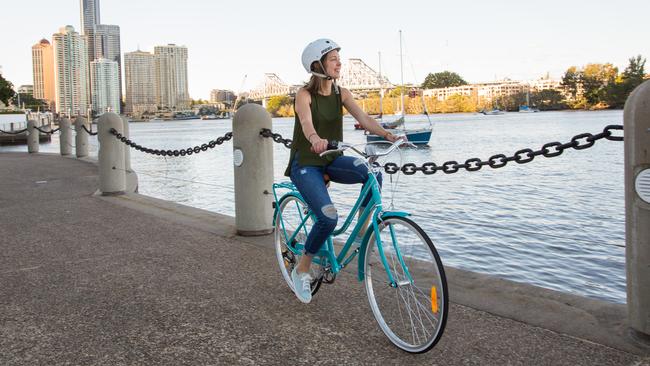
[260,128,292,148]
[109,128,232,157]
[81,125,97,135]
[261,124,624,175]
[32,125,61,134]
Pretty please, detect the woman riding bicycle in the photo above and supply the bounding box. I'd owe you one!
[285,38,402,304]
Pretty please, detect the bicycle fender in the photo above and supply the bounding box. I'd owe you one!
[272,192,304,226]
[356,211,411,282]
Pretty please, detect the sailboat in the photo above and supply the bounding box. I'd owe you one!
[366,30,432,145]
[518,89,540,113]
[354,52,403,130]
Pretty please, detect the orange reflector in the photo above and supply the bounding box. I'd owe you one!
[431,287,439,313]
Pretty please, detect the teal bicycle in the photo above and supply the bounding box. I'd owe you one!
[272,139,448,353]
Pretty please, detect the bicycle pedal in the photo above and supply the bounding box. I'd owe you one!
[322,273,337,284]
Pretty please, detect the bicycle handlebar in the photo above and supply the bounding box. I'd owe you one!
[319,136,414,159]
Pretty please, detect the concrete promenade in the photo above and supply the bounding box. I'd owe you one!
[1,152,649,365]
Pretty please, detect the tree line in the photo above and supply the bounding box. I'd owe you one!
[265,55,647,117]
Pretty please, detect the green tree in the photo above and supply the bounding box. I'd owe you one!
[531,90,567,110]
[604,55,646,108]
[421,71,467,89]
[0,74,15,106]
[581,63,618,106]
[16,93,49,111]
[561,66,580,100]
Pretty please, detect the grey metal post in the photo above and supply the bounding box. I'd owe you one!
[59,117,72,155]
[26,117,39,153]
[624,80,650,337]
[120,116,139,193]
[75,116,89,158]
[98,112,126,195]
[232,104,274,236]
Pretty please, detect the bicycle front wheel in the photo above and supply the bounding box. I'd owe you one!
[364,216,448,353]
[274,194,323,296]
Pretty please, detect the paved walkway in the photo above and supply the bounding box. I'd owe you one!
[1,153,649,365]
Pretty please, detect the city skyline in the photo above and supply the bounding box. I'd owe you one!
[2,0,649,99]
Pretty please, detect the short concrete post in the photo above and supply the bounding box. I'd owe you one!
[232,104,274,235]
[120,116,139,193]
[59,117,72,156]
[98,112,125,195]
[26,117,39,153]
[624,80,650,338]
[75,116,89,158]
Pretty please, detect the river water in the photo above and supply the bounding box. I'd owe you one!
[0,110,627,304]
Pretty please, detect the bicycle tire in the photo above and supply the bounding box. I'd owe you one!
[363,215,448,353]
[274,194,323,296]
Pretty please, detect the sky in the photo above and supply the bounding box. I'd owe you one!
[1,0,648,99]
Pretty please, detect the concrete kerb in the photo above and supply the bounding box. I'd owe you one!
[91,182,650,357]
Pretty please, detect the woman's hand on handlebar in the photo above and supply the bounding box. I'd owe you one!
[310,136,329,154]
[385,131,406,143]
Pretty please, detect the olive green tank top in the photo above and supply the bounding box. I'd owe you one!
[284,86,343,176]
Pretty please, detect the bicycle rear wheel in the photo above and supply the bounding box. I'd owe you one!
[274,194,323,296]
[364,215,448,353]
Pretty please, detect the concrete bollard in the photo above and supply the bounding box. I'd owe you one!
[75,116,89,158]
[624,80,650,338]
[120,116,139,193]
[232,103,274,236]
[26,117,39,153]
[59,117,72,156]
[98,112,126,195]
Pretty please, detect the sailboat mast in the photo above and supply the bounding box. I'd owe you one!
[399,30,405,119]
[378,51,383,123]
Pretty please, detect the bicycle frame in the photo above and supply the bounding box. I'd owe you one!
[272,163,412,285]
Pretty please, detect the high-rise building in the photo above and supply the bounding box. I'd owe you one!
[80,0,100,65]
[92,24,122,99]
[154,44,189,110]
[90,58,120,115]
[31,39,56,108]
[52,25,89,115]
[124,50,156,116]
[79,0,123,108]
[80,0,100,34]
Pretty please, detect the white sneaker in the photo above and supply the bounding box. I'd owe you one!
[291,267,312,304]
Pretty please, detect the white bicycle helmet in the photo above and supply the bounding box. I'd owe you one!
[301,38,341,79]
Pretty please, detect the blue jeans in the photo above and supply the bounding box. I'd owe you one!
[289,155,382,256]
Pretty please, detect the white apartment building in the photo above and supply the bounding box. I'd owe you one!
[476,80,525,102]
[154,44,189,110]
[52,25,89,115]
[423,85,475,101]
[528,78,563,92]
[32,39,56,108]
[92,24,122,99]
[18,85,34,95]
[124,50,156,115]
[423,77,565,107]
[209,89,236,105]
[90,58,120,115]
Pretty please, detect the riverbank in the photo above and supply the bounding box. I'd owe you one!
[1,152,647,365]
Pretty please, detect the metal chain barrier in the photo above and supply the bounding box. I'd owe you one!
[260,128,292,148]
[109,128,233,157]
[81,125,97,136]
[33,125,60,134]
[0,128,28,135]
[261,124,624,175]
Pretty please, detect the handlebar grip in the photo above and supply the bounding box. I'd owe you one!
[326,140,339,150]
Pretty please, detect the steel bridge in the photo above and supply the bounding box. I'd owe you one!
[248,59,393,100]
